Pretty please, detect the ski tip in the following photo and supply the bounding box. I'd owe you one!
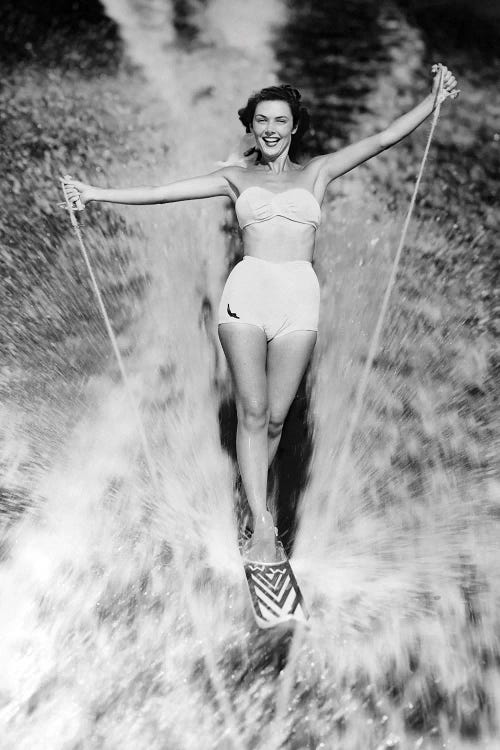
[243,552,310,629]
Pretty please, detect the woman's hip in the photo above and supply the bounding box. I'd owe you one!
[217,256,320,336]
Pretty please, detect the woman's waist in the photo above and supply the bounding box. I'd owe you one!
[242,238,315,264]
[241,224,315,263]
[242,255,314,270]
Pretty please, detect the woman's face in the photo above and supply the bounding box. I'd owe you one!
[252,100,297,161]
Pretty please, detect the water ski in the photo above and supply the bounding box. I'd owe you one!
[242,541,309,629]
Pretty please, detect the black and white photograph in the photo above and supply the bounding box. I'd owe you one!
[1,1,499,748]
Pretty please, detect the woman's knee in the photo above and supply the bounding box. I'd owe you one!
[268,413,285,439]
[237,398,268,431]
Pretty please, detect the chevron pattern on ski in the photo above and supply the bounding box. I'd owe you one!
[244,557,308,628]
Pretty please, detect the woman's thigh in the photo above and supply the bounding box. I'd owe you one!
[218,323,268,413]
[267,330,317,425]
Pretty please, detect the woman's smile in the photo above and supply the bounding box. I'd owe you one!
[252,100,297,160]
[262,135,280,147]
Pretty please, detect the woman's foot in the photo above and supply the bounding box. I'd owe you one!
[245,511,277,561]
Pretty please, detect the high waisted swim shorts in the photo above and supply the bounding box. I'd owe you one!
[218,256,320,341]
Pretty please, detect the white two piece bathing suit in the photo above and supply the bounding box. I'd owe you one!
[218,186,322,341]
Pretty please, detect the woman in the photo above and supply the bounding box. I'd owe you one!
[64,65,458,560]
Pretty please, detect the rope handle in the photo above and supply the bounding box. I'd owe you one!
[59,175,84,213]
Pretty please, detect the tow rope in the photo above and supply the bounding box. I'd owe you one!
[319,65,448,533]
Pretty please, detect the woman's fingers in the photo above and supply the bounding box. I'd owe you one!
[60,175,86,209]
[64,186,81,202]
[431,63,460,101]
[62,175,85,190]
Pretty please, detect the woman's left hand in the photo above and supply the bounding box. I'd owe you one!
[431,64,460,103]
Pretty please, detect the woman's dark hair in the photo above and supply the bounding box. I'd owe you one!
[238,84,310,161]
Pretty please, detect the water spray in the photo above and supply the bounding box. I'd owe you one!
[273,66,449,738]
[59,179,245,750]
[60,177,160,489]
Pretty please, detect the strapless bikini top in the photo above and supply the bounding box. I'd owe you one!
[235,186,321,230]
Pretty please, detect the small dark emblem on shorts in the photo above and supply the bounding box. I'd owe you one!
[227,304,240,319]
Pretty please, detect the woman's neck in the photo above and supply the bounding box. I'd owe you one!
[259,152,293,175]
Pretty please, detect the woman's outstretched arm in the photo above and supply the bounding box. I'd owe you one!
[311,64,458,187]
[63,168,237,209]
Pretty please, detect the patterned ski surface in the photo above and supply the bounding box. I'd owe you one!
[243,542,309,629]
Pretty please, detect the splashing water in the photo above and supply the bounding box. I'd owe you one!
[1,2,499,749]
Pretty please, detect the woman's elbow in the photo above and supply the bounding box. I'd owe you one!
[379,128,397,150]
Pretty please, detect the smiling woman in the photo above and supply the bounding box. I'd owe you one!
[63,68,458,561]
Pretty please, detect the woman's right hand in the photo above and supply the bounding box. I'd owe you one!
[62,175,96,209]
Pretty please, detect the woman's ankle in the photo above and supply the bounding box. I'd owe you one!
[253,510,275,535]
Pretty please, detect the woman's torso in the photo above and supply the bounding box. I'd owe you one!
[230,164,324,263]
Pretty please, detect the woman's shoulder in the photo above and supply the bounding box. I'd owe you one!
[217,163,249,176]
[210,164,253,201]
[215,164,252,189]
[299,154,328,174]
